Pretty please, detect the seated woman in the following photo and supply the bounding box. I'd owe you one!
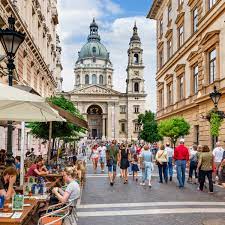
[0,167,17,200]
[25,157,49,177]
[52,167,80,204]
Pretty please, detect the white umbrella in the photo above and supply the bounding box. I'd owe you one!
[0,83,64,122]
[0,83,65,186]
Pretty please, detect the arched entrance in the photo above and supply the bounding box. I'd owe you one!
[87,105,103,139]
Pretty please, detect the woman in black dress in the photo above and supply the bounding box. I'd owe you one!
[118,144,130,184]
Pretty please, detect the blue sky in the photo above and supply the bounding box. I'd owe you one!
[58,0,156,111]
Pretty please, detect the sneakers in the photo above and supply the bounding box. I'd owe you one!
[169,176,172,182]
[140,182,145,186]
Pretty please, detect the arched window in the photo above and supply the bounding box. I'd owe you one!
[76,75,80,85]
[99,75,103,84]
[134,82,139,92]
[85,74,89,84]
[134,53,139,64]
[92,47,96,54]
[92,74,97,84]
[108,75,111,85]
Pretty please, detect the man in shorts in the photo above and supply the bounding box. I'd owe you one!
[97,143,106,172]
[106,140,119,186]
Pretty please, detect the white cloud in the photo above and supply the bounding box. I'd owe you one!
[58,0,157,112]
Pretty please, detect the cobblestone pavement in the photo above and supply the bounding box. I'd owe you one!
[77,160,225,225]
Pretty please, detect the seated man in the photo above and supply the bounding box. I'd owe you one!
[0,167,17,200]
[52,167,80,204]
[26,157,48,177]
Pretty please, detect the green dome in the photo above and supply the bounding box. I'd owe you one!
[79,41,108,60]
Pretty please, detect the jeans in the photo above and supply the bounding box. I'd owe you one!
[142,162,152,182]
[168,157,173,178]
[199,170,213,192]
[158,162,168,183]
[189,161,198,178]
[176,160,186,187]
[128,163,132,174]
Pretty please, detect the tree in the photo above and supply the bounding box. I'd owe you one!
[158,117,190,147]
[28,95,85,141]
[138,111,162,143]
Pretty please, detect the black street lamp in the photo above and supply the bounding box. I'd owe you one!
[0,16,25,165]
[209,86,222,109]
[138,122,142,144]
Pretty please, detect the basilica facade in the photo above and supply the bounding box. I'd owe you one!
[64,19,147,140]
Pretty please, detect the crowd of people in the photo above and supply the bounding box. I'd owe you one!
[86,139,225,193]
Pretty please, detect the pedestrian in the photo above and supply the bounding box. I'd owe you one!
[218,158,225,188]
[106,140,119,186]
[165,142,174,181]
[97,143,106,172]
[197,145,214,193]
[156,144,168,183]
[132,153,139,182]
[174,139,189,188]
[89,144,99,173]
[128,144,136,175]
[188,145,198,184]
[212,142,224,183]
[118,144,130,184]
[82,143,86,156]
[139,145,153,187]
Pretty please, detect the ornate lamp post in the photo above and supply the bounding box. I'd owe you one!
[0,16,25,165]
[138,122,142,144]
[209,86,222,109]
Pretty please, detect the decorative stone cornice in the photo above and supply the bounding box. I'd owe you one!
[147,0,164,19]
[165,29,172,39]
[175,64,185,77]
[200,30,220,51]
[157,40,163,49]
[175,12,185,26]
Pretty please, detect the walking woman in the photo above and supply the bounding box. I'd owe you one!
[90,144,99,173]
[188,145,198,184]
[156,144,168,183]
[139,145,153,187]
[218,158,225,188]
[197,145,214,193]
[118,144,130,184]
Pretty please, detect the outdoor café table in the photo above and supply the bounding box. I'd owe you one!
[0,199,38,225]
[43,174,63,184]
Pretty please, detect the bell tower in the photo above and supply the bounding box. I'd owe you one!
[126,22,145,94]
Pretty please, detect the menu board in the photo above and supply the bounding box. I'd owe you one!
[12,194,24,211]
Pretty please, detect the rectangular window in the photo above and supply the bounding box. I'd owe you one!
[179,76,184,100]
[178,0,184,6]
[193,65,198,94]
[90,120,97,126]
[209,0,216,9]
[120,105,126,114]
[178,25,184,48]
[159,89,164,109]
[209,49,216,84]
[135,123,140,132]
[194,125,199,145]
[134,106,140,114]
[121,123,125,133]
[167,39,172,60]
[159,18,163,37]
[193,7,198,33]
[167,83,173,106]
[159,48,163,69]
[168,2,172,23]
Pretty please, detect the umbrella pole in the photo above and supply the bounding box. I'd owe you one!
[20,121,25,186]
[48,121,52,164]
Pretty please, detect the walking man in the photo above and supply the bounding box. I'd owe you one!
[174,139,189,188]
[165,142,174,181]
[97,143,106,172]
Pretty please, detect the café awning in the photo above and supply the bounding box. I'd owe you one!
[48,102,88,129]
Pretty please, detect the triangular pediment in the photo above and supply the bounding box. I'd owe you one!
[187,51,198,61]
[70,85,121,95]
[200,30,220,46]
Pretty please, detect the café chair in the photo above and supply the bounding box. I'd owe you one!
[38,202,72,225]
[68,197,80,223]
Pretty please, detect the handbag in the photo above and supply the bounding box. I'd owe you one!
[155,151,164,165]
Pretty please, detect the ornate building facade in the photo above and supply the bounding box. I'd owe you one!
[147,0,225,148]
[0,0,62,155]
[64,20,146,140]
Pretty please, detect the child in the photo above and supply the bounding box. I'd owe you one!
[132,153,139,182]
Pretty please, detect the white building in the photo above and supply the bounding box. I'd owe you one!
[64,20,147,141]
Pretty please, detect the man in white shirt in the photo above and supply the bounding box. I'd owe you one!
[213,142,224,181]
[97,143,107,172]
[165,142,174,181]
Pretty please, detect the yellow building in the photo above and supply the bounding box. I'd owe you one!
[147,0,225,148]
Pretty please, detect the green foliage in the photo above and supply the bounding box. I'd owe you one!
[158,117,190,146]
[210,112,223,137]
[138,111,162,143]
[28,95,85,140]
